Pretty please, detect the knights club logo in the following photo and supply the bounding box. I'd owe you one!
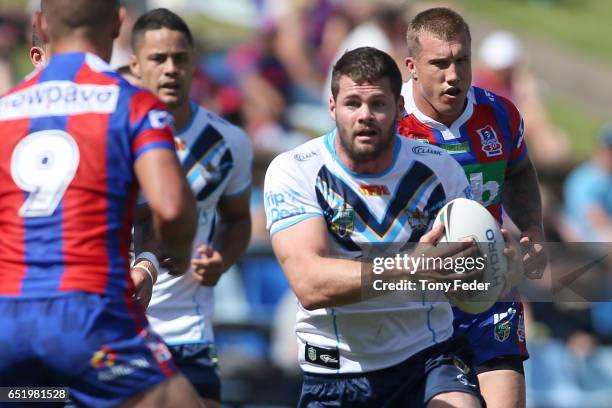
[476,125,503,157]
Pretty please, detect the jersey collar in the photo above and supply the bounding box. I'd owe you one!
[401,79,475,141]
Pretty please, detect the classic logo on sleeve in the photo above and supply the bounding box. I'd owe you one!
[412,145,442,156]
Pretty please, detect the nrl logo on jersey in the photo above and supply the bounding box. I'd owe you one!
[330,208,354,237]
[307,346,317,362]
[476,125,503,157]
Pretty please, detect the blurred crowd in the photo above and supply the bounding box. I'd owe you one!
[1,0,610,406]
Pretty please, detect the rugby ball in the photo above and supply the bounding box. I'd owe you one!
[432,198,507,314]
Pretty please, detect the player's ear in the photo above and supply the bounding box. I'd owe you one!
[128,54,140,78]
[405,57,417,81]
[329,95,337,121]
[30,47,44,68]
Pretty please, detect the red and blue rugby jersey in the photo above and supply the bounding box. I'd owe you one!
[0,52,175,298]
[398,83,527,223]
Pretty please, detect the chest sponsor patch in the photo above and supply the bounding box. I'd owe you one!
[440,142,470,155]
[358,185,390,196]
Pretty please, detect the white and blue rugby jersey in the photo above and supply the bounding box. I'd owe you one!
[146,102,253,345]
[264,131,470,374]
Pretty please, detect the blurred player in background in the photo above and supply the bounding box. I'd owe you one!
[398,7,545,408]
[130,8,253,407]
[265,46,486,407]
[563,124,612,242]
[0,0,202,406]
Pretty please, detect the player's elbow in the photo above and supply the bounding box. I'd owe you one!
[156,200,192,226]
[296,290,324,311]
[300,296,329,311]
[292,277,331,311]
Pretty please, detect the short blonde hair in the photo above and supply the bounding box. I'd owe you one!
[406,7,471,57]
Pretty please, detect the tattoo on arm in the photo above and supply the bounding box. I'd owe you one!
[503,158,544,237]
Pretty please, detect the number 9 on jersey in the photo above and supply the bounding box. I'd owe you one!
[10,130,80,218]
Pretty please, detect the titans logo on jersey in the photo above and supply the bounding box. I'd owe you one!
[264,131,471,374]
[0,52,174,298]
[398,82,527,223]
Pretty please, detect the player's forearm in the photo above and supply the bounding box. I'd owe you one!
[282,255,366,310]
[213,214,252,273]
[503,159,544,238]
[153,183,198,273]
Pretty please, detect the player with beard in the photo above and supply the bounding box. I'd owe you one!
[264,46,490,407]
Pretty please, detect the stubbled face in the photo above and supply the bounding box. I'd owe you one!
[330,75,400,163]
[130,28,194,109]
[406,31,471,126]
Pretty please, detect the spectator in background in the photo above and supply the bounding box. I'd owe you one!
[322,0,411,104]
[474,31,570,167]
[562,123,612,242]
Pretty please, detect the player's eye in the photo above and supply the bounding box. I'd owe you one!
[371,100,386,109]
[432,61,450,69]
[174,54,189,64]
[150,55,166,64]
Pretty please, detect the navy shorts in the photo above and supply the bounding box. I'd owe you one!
[168,343,221,401]
[0,293,177,408]
[453,301,529,367]
[299,335,483,408]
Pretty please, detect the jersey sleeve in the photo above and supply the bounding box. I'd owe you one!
[264,154,323,236]
[499,95,528,167]
[223,126,253,198]
[443,155,472,201]
[129,90,176,160]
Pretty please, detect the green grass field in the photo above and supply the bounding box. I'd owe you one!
[455,0,612,65]
[452,0,611,158]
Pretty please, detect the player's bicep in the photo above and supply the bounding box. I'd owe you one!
[271,216,328,285]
